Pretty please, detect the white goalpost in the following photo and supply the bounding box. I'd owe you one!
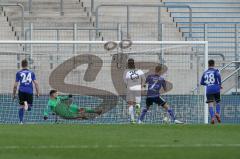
[0,40,209,124]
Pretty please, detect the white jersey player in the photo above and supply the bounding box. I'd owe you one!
[123,58,145,123]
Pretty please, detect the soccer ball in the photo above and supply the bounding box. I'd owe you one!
[163,116,171,124]
[135,104,141,116]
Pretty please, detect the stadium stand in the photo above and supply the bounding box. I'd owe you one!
[0,0,238,91]
[161,0,240,93]
[162,1,240,52]
[0,0,238,92]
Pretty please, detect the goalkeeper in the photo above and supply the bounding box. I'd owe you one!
[43,90,102,120]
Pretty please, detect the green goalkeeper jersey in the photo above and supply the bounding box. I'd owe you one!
[44,96,80,119]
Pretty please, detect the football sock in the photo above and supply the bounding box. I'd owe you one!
[216,103,220,115]
[23,101,28,110]
[209,106,214,119]
[19,108,24,122]
[139,108,148,121]
[27,104,32,111]
[129,105,135,121]
[167,108,175,120]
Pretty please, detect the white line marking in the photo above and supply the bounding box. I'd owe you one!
[1,144,240,149]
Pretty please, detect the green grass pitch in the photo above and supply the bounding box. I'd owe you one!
[0,124,240,159]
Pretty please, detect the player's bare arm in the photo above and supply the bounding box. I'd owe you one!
[33,80,40,97]
[12,82,18,100]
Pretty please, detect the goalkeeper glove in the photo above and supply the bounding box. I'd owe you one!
[43,116,48,120]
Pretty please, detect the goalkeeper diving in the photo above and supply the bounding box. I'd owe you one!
[43,90,102,120]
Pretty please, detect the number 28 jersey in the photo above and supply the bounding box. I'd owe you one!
[16,69,36,94]
[200,68,221,94]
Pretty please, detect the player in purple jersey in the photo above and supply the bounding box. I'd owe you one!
[138,65,183,124]
[13,59,40,124]
[200,59,222,124]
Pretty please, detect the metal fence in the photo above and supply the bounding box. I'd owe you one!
[95,4,193,39]
[183,24,240,62]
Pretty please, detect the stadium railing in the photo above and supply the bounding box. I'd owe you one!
[95,4,193,39]
[24,24,121,41]
[166,1,240,72]
[163,2,240,5]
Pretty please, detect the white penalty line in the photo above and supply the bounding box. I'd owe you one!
[1,144,240,149]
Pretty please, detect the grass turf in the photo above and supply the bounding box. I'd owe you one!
[0,124,239,159]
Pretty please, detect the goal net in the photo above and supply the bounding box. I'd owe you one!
[0,41,208,124]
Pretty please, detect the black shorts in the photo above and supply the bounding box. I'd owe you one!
[206,92,221,103]
[18,91,33,105]
[146,96,166,108]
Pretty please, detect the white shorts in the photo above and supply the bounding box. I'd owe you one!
[126,90,141,104]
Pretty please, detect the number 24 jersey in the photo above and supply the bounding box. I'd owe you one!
[16,69,36,94]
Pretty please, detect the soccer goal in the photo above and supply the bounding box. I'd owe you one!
[0,40,209,124]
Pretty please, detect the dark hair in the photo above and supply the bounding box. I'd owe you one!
[127,58,135,69]
[155,65,163,73]
[49,90,57,96]
[21,59,28,68]
[208,59,215,67]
